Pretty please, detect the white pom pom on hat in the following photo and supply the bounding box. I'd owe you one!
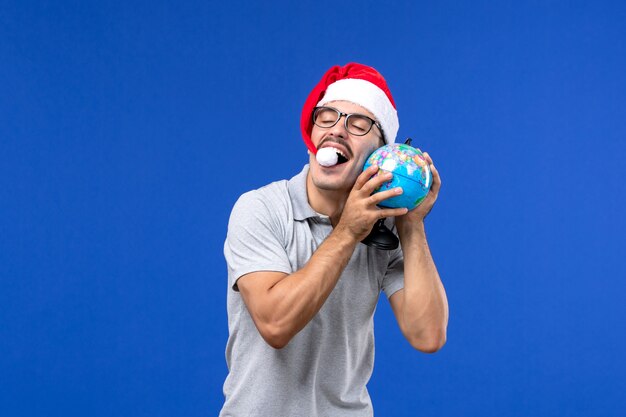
[301,63,399,154]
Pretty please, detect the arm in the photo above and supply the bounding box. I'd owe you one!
[390,152,449,353]
[237,229,356,349]
[237,166,408,349]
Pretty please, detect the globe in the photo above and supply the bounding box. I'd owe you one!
[363,143,432,210]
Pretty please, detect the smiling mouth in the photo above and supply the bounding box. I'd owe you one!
[319,139,352,166]
[321,146,349,165]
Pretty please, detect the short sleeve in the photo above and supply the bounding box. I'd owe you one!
[381,244,405,298]
[224,190,293,291]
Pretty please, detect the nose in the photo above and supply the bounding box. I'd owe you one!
[327,115,349,138]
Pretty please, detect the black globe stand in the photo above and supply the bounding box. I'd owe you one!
[361,218,399,250]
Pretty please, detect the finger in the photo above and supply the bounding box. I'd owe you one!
[354,165,380,191]
[368,187,403,206]
[377,207,409,218]
[429,163,441,194]
[423,152,433,165]
[361,170,393,194]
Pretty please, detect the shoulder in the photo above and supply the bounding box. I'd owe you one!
[228,179,293,237]
[231,180,290,217]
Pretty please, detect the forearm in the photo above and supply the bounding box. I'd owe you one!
[258,226,358,346]
[397,222,449,351]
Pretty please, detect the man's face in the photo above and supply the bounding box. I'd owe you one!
[308,100,384,193]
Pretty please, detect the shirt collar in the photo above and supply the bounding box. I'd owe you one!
[287,165,320,221]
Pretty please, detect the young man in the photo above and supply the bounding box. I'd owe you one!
[221,63,448,416]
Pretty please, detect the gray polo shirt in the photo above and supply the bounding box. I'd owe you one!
[221,165,405,417]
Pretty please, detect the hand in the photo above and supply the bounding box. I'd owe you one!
[395,152,442,231]
[336,165,409,242]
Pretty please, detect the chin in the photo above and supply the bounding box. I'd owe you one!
[310,161,359,192]
[312,178,349,192]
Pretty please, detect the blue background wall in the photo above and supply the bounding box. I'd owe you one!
[1,1,625,416]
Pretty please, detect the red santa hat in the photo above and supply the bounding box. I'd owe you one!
[300,63,399,154]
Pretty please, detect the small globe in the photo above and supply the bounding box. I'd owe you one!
[363,143,432,210]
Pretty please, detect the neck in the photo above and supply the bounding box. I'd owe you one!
[306,172,349,226]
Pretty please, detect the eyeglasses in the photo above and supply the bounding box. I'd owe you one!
[312,106,383,137]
